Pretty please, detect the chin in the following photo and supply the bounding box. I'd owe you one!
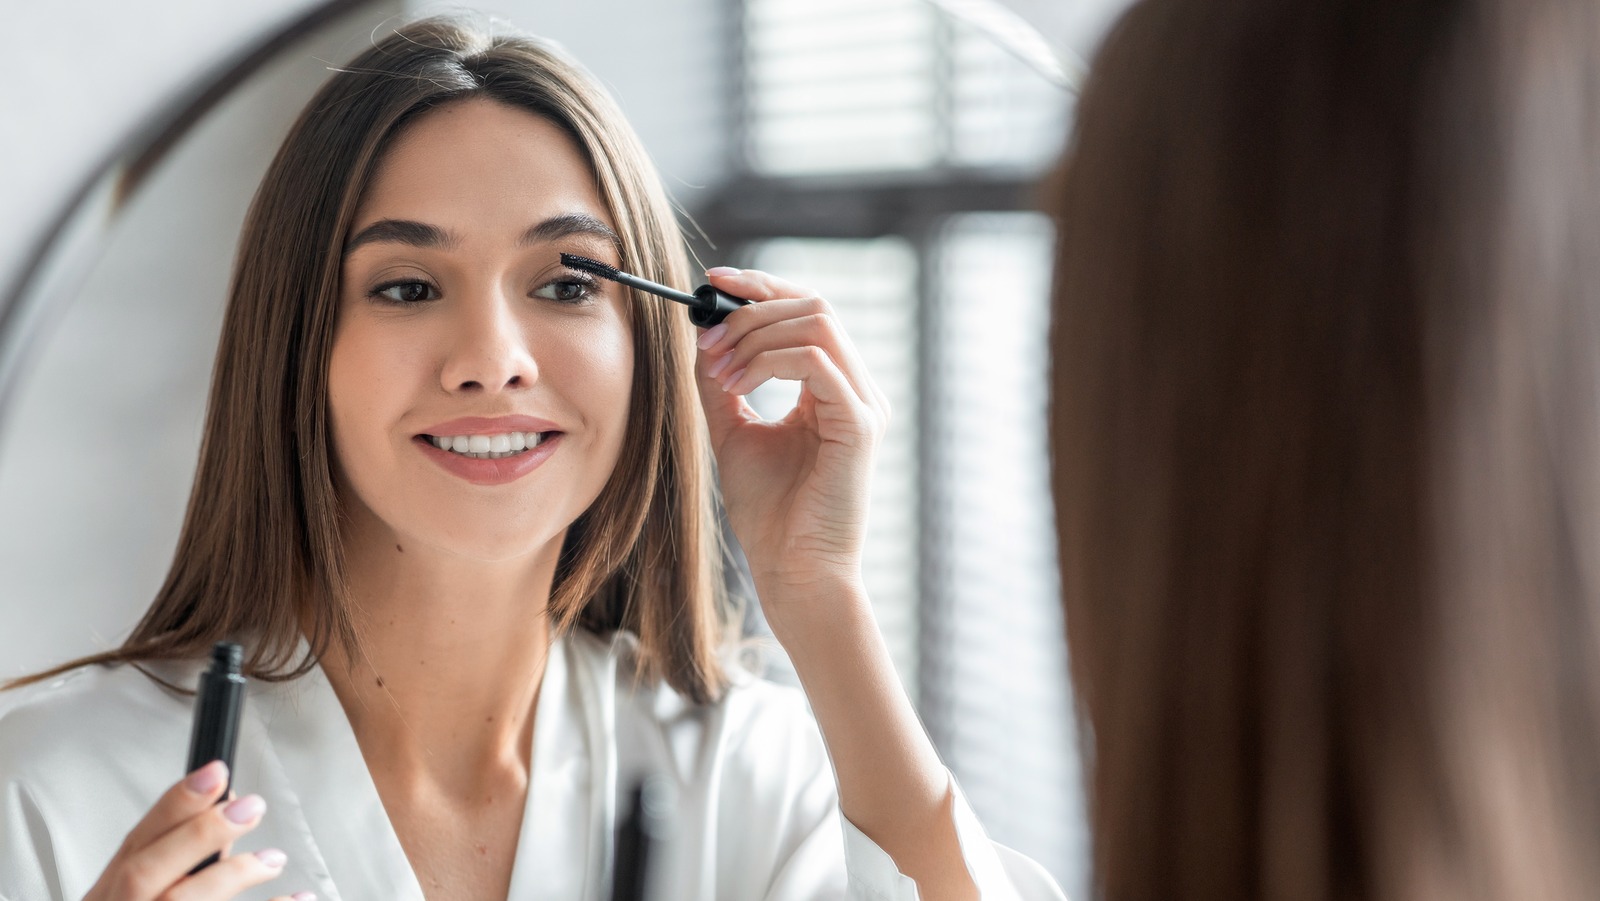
[418,522,566,563]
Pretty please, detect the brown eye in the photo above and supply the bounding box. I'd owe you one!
[371,280,438,304]
[533,278,594,305]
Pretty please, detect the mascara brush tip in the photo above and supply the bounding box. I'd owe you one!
[560,252,619,279]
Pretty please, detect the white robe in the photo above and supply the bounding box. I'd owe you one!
[0,630,1064,900]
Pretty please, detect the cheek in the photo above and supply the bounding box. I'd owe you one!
[329,325,375,435]
[326,332,377,490]
[326,319,428,458]
[599,325,637,435]
[551,312,636,435]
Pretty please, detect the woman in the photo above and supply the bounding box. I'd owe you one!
[1050,0,1600,899]
[0,16,1062,901]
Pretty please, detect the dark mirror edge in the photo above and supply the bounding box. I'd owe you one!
[0,0,384,442]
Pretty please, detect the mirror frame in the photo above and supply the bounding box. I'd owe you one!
[0,0,383,443]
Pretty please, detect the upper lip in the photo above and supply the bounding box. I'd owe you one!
[419,415,562,437]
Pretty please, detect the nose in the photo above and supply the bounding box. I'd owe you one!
[439,286,539,393]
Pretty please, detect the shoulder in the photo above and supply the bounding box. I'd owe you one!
[571,629,820,732]
[715,661,826,766]
[570,630,830,787]
[0,660,207,899]
[0,660,198,800]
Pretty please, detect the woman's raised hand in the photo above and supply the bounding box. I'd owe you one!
[695,268,989,900]
[693,267,890,635]
[83,761,311,901]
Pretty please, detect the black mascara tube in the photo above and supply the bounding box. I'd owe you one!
[612,776,676,901]
[684,284,751,329]
[186,641,246,874]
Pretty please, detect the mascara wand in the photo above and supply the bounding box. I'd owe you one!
[561,253,751,328]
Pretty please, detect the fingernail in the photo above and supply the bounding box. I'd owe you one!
[223,794,266,824]
[705,266,740,277]
[292,893,318,901]
[697,323,728,350]
[707,353,733,379]
[722,368,747,392]
[185,760,227,794]
[255,848,287,868]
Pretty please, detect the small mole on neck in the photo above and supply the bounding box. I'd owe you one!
[375,676,385,688]
[395,543,403,553]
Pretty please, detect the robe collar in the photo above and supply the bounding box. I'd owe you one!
[243,630,624,901]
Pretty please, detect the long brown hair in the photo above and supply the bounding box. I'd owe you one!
[1050,0,1600,898]
[9,16,731,703]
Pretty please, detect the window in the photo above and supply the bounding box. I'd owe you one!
[741,0,1068,175]
[701,1,1087,889]
[744,238,922,686]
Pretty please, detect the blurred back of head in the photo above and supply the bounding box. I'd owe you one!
[1049,0,1600,899]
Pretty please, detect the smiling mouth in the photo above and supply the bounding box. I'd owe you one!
[420,431,558,460]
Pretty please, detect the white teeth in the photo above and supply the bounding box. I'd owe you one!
[428,431,548,459]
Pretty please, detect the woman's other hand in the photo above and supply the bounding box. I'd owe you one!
[83,761,311,901]
[693,267,890,634]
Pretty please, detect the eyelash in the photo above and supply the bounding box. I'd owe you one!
[368,280,438,305]
[365,271,599,306]
[536,273,599,305]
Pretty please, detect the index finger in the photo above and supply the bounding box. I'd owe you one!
[699,268,887,414]
[704,267,814,304]
[118,760,230,855]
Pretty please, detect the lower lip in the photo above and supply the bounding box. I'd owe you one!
[414,434,562,485]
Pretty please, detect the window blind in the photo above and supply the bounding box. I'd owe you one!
[742,0,1067,175]
[921,212,1083,890]
[742,238,923,690]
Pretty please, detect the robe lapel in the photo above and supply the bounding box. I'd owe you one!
[240,633,623,901]
[505,633,620,901]
[251,655,427,901]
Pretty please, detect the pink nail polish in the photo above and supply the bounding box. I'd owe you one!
[705,266,740,277]
[697,323,728,350]
[722,368,747,392]
[184,760,227,794]
[292,893,318,901]
[223,794,266,824]
[707,353,733,379]
[255,848,288,868]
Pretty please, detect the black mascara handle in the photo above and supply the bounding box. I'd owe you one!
[613,776,676,901]
[690,284,751,328]
[186,642,246,874]
[187,643,245,776]
[613,783,651,901]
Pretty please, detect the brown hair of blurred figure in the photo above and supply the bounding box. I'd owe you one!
[1049,0,1600,899]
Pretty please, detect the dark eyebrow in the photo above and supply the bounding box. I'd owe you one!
[520,213,621,249]
[343,214,621,256]
[343,219,458,255]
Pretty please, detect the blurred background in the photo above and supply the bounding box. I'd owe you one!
[0,0,1133,893]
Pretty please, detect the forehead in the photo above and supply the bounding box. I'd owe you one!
[353,97,615,237]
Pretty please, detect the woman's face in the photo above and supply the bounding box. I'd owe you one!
[330,98,634,563]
